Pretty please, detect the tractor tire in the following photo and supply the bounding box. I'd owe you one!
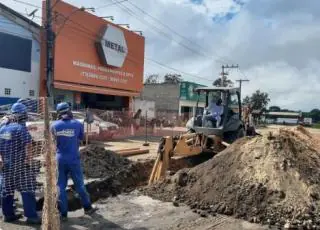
[224,127,245,144]
[187,129,195,134]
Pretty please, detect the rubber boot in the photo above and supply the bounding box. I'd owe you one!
[21,192,41,225]
[2,195,22,222]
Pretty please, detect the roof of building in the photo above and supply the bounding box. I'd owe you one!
[266,111,301,117]
[194,86,240,93]
[181,81,207,87]
[0,3,40,29]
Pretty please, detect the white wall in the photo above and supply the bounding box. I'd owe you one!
[0,15,40,103]
[133,99,155,119]
[179,100,205,116]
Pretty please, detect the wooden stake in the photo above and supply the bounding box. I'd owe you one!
[149,154,161,185]
[115,148,140,153]
[117,149,149,157]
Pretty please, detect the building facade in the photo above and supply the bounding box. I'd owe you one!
[264,111,302,125]
[141,81,207,121]
[0,3,41,105]
[40,0,145,111]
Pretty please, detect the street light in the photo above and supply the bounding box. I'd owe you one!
[132,30,143,36]
[117,24,130,29]
[79,7,95,13]
[100,16,114,21]
[55,7,95,37]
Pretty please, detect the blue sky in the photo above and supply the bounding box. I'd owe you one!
[191,0,246,22]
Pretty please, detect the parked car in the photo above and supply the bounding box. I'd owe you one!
[26,111,119,141]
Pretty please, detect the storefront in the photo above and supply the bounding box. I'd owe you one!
[179,81,206,120]
[40,0,145,110]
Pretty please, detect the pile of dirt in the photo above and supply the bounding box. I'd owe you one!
[41,145,153,211]
[80,145,131,178]
[144,127,320,228]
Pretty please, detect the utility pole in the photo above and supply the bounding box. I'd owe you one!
[46,0,54,107]
[221,64,239,87]
[220,64,238,103]
[236,79,250,101]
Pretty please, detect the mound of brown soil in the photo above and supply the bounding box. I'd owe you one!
[80,145,131,178]
[145,127,320,227]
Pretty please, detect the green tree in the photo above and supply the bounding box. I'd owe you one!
[213,77,234,87]
[242,96,251,106]
[309,109,320,123]
[269,106,281,112]
[164,73,182,84]
[243,90,270,111]
[144,74,159,84]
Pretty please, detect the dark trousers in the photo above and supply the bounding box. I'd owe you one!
[57,162,91,216]
[2,192,38,218]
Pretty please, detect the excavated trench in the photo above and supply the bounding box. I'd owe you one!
[36,145,213,211]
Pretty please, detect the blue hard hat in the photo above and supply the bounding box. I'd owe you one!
[56,102,70,114]
[17,98,31,105]
[11,103,27,114]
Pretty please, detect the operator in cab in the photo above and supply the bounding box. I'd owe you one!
[202,98,224,128]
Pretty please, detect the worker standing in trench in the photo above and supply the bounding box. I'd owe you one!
[51,102,97,221]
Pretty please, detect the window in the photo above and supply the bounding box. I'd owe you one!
[229,93,240,114]
[0,32,32,72]
[29,90,35,97]
[4,88,11,95]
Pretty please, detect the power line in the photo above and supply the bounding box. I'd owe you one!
[5,0,252,81]
[9,0,41,9]
[126,0,230,64]
[3,1,218,83]
[51,15,211,82]
[95,0,128,10]
[5,6,213,82]
[123,1,254,81]
[221,64,238,86]
[145,58,212,82]
[110,0,226,64]
[116,1,254,84]
[48,9,217,82]
[59,31,211,83]
[10,0,251,82]
[236,79,250,100]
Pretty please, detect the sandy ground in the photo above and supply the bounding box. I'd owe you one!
[0,125,315,229]
[0,192,273,230]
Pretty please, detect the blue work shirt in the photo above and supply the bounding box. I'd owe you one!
[51,118,84,164]
[0,122,32,167]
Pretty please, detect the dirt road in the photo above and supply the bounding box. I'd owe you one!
[0,193,273,230]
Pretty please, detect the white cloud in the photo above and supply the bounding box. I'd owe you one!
[2,0,320,111]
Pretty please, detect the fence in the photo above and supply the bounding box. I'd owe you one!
[79,108,190,142]
[0,99,195,228]
[0,98,59,229]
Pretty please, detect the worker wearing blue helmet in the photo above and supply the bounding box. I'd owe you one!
[0,103,41,224]
[51,102,97,220]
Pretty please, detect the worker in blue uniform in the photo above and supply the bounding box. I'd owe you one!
[0,103,41,224]
[51,102,97,220]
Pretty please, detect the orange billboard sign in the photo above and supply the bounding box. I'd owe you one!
[51,1,145,93]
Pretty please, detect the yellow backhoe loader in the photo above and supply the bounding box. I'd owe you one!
[149,86,257,184]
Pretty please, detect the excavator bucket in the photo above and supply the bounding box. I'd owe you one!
[148,137,173,185]
[149,134,205,185]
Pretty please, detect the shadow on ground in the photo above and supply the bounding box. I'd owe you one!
[63,213,148,230]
